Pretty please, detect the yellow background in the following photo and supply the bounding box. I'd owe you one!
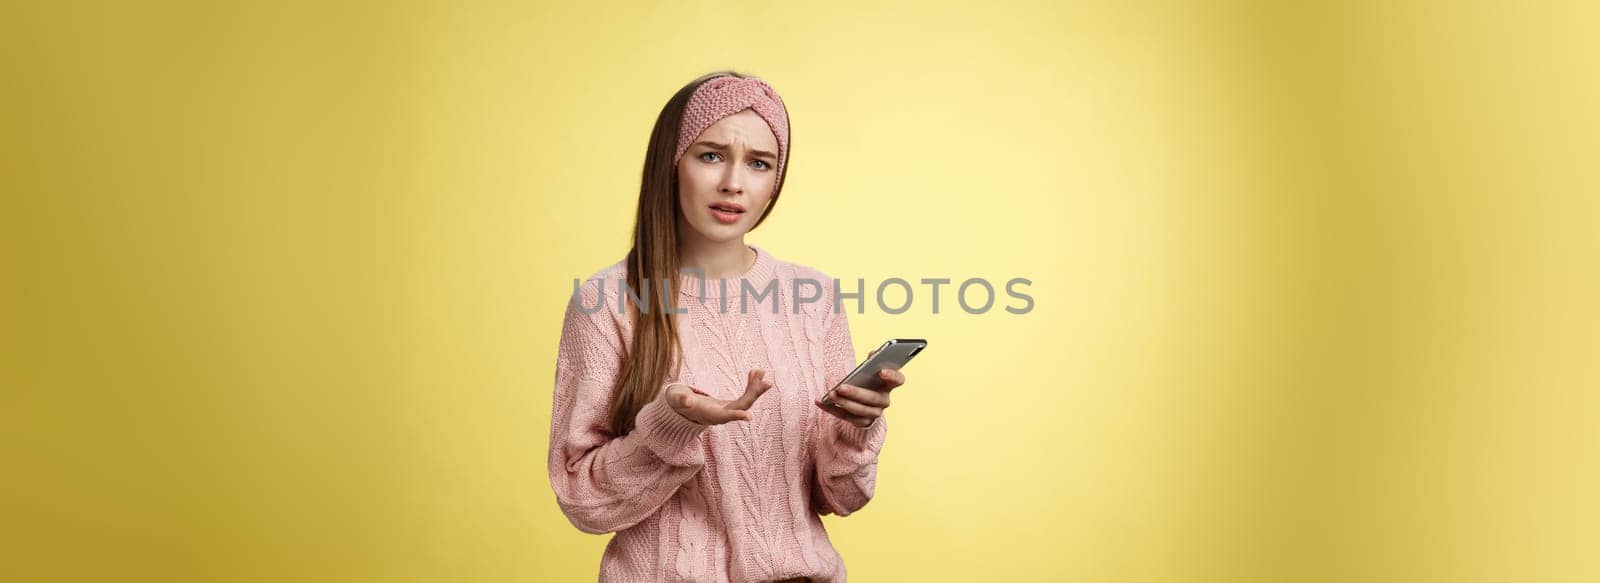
[3,1,1597,581]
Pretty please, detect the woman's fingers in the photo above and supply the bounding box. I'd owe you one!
[696,396,754,425]
[670,367,902,428]
[816,384,886,425]
[665,371,777,426]
[815,400,875,427]
[664,383,739,425]
[826,392,883,419]
[685,371,774,425]
[831,384,890,408]
[701,404,751,424]
[726,369,774,411]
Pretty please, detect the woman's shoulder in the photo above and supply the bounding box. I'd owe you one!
[571,260,628,301]
[763,248,848,315]
[559,259,633,351]
[564,259,631,324]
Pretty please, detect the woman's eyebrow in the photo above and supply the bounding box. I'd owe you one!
[695,141,778,160]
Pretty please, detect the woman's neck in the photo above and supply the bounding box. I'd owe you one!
[678,236,755,280]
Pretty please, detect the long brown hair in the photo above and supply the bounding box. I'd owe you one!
[608,70,791,435]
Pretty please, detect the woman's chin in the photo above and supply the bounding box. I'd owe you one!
[687,220,749,243]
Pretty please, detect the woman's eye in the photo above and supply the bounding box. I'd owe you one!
[751,160,770,170]
[700,152,720,162]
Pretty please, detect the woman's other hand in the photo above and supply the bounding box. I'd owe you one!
[816,368,903,428]
[665,369,774,426]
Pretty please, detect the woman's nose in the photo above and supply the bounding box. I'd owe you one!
[719,171,744,194]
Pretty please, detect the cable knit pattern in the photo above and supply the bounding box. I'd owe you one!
[549,245,887,583]
[673,75,791,190]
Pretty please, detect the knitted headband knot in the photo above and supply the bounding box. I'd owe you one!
[673,76,791,189]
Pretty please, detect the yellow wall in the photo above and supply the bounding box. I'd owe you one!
[3,1,1597,581]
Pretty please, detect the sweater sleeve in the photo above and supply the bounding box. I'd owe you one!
[809,301,888,517]
[547,284,709,534]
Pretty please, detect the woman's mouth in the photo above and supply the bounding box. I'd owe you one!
[709,202,745,224]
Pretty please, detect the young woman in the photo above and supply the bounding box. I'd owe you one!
[547,71,907,582]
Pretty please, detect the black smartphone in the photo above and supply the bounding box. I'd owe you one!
[819,338,927,406]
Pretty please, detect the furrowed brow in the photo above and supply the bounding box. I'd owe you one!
[695,141,778,160]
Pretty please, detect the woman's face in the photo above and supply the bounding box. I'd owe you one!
[676,109,781,245]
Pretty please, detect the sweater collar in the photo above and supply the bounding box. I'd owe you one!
[676,244,778,299]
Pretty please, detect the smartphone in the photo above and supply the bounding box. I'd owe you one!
[819,338,927,407]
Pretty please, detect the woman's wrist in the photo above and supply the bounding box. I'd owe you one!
[824,410,886,446]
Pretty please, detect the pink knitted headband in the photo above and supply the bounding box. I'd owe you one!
[673,75,791,189]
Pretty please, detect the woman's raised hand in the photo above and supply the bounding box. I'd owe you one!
[665,369,775,426]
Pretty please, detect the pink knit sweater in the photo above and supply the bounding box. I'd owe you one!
[548,245,887,582]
